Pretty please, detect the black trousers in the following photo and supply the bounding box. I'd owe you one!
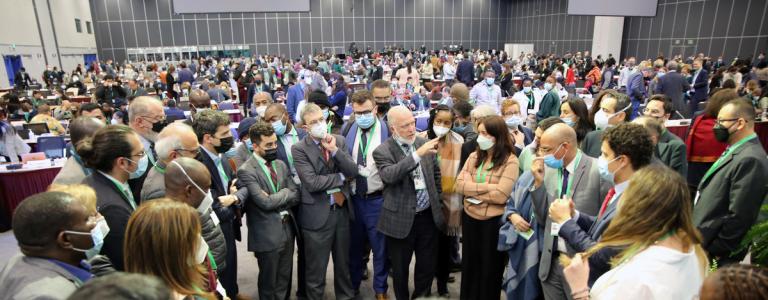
[219,220,239,297]
[386,209,438,300]
[460,212,506,300]
[435,233,458,294]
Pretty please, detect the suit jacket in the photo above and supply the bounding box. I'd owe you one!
[276,127,307,172]
[657,130,688,178]
[140,165,166,201]
[559,191,621,253]
[529,153,610,281]
[580,130,605,158]
[231,143,252,170]
[373,137,446,239]
[81,172,135,271]
[197,149,249,240]
[693,138,768,261]
[238,156,300,252]
[655,71,691,117]
[52,156,89,185]
[626,72,646,103]
[125,87,148,98]
[691,69,709,102]
[457,60,475,86]
[535,90,561,122]
[291,134,359,230]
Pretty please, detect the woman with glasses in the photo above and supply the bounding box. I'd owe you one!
[79,125,147,271]
[501,99,534,155]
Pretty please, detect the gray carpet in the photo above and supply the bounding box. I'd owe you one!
[0,218,465,299]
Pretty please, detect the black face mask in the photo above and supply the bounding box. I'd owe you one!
[377,102,391,115]
[214,136,235,153]
[151,119,168,133]
[713,123,734,143]
[263,148,278,162]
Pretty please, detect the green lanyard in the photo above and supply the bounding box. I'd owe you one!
[280,129,299,169]
[357,120,378,162]
[475,160,494,183]
[701,133,757,184]
[326,120,334,133]
[215,159,230,183]
[206,250,217,270]
[254,153,279,193]
[104,175,136,210]
[558,151,582,198]
[153,164,166,174]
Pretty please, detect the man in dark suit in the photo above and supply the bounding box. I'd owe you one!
[291,103,358,300]
[262,103,308,298]
[124,79,147,99]
[192,110,249,298]
[639,95,688,177]
[581,91,632,158]
[94,75,127,107]
[626,66,654,119]
[126,97,166,202]
[238,122,300,300]
[370,59,384,82]
[694,99,768,265]
[246,73,273,116]
[530,123,610,299]
[373,106,445,300]
[456,55,475,87]
[548,123,653,285]
[654,61,691,118]
[14,67,32,90]
[689,59,709,116]
[177,61,195,85]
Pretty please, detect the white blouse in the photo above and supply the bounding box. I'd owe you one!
[591,245,705,300]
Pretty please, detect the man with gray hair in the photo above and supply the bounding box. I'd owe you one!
[251,91,273,119]
[469,70,503,113]
[127,96,166,201]
[654,60,692,117]
[53,117,106,184]
[140,122,201,200]
[625,66,654,119]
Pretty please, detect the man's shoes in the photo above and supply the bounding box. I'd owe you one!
[362,268,370,280]
[447,275,455,283]
[375,293,389,300]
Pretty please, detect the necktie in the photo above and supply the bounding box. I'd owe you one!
[356,129,369,196]
[560,168,570,198]
[403,143,430,211]
[598,188,616,218]
[320,144,329,162]
[266,163,278,189]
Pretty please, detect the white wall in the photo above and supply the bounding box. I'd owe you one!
[591,16,624,61]
[49,0,96,49]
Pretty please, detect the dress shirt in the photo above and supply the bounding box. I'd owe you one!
[202,146,230,194]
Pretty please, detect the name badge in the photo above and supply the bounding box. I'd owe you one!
[279,210,289,217]
[550,222,561,236]
[326,188,341,195]
[215,279,227,297]
[519,229,534,240]
[694,191,701,205]
[414,177,426,190]
[210,211,220,226]
[358,166,371,178]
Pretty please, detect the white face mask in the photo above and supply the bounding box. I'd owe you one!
[195,235,209,265]
[477,134,495,150]
[255,105,267,117]
[432,125,450,137]
[309,122,327,139]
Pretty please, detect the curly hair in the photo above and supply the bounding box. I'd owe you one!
[710,264,768,300]
[602,123,654,170]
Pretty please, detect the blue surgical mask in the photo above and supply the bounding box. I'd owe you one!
[505,115,523,128]
[355,112,375,129]
[543,144,564,169]
[125,154,149,179]
[322,109,330,120]
[523,86,532,93]
[452,122,467,134]
[544,83,553,91]
[485,77,495,86]
[245,139,253,151]
[597,155,622,185]
[64,218,110,260]
[561,116,576,127]
[272,119,287,136]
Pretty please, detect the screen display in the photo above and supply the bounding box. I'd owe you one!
[567,0,658,17]
[172,0,310,13]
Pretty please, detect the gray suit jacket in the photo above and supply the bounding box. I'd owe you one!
[140,165,166,201]
[52,157,88,185]
[291,134,358,230]
[373,137,446,239]
[231,143,252,170]
[693,138,768,260]
[238,156,300,252]
[655,71,691,117]
[530,153,610,281]
[656,131,688,178]
[580,130,605,158]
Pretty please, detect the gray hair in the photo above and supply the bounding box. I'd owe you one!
[128,96,161,122]
[300,103,322,125]
[666,61,678,70]
[386,106,411,127]
[307,73,328,93]
[155,122,195,161]
[470,105,497,119]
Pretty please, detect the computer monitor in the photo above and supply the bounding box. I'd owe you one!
[24,122,50,135]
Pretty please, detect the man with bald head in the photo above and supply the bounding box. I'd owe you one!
[53,117,105,184]
[251,92,273,119]
[188,89,212,122]
[529,123,610,300]
[694,99,768,265]
[164,157,227,272]
[127,96,166,201]
[373,106,445,300]
[141,122,201,201]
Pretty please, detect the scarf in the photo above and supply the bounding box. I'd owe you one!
[437,131,464,235]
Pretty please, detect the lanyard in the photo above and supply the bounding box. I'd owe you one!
[326,120,333,133]
[701,133,756,184]
[357,120,378,162]
[527,93,535,108]
[280,130,299,169]
[253,153,279,193]
[153,164,166,174]
[475,160,494,183]
[104,175,136,210]
[558,151,582,198]
[206,250,217,270]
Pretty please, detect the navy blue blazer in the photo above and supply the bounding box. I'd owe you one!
[691,69,709,102]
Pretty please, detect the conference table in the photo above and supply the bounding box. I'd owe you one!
[0,159,66,231]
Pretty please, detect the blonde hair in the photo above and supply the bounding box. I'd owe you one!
[450,83,469,102]
[501,98,520,114]
[47,184,97,214]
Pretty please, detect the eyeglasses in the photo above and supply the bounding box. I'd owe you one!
[715,118,740,125]
[175,148,200,156]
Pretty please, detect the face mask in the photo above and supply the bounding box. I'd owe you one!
[544,83,553,91]
[523,86,532,93]
[432,125,450,137]
[263,148,278,162]
[355,112,375,129]
[376,102,391,115]
[124,154,149,179]
[713,122,735,143]
[195,235,209,265]
[303,76,313,85]
[477,134,495,150]
[322,109,330,120]
[214,136,235,153]
[452,122,467,134]
[505,115,523,128]
[245,139,254,151]
[255,79,263,85]
[561,116,575,127]
[593,110,611,130]
[64,218,110,260]
[543,143,565,169]
[151,120,168,133]
[485,77,495,86]
[310,122,327,139]
[272,119,287,136]
[255,105,267,117]
[597,155,622,185]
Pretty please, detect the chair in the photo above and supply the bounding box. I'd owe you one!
[21,152,47,162]
[36,136,67,158]
[344,105,353,116]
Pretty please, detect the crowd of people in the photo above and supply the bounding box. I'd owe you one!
[1,45,768,300]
